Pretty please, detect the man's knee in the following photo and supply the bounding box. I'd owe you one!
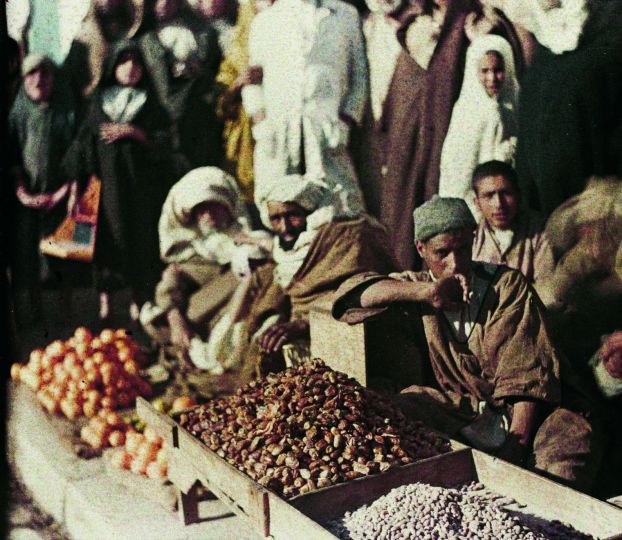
[532,408,603,492]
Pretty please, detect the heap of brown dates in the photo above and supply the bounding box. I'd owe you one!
[179,359,450,498]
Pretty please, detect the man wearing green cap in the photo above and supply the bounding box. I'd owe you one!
[332,195,602,493]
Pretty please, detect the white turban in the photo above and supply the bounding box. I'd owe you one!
[258,174,329,229]
[159,167,251,263]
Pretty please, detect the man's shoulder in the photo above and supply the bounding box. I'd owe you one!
[319,216,386,239]
[477,262,532,294]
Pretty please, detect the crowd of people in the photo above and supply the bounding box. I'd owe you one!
[6,0,622,501]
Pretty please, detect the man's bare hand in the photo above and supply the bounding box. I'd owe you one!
[236,65,263,89]
[497,432,529,466]
[168,309,194,353]
[16,185,62,211]
[388,270,419,282]
[427,275,470,310]
[600,331,622,380]
[100,122,146,144]
[258,319,309,354]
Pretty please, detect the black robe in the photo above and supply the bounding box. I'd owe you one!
[516,0,622,216]
[65,44,175,301]
[9,85,77,285]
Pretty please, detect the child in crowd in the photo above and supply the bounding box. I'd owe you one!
[64,40,176,323]
[439,34,519,217]
[471,160,554,289]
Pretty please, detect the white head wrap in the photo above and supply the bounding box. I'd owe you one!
[259,175,353,288]
[258,174,329,229]
[438,35,519,215]
[460,35,519,115]
[497,0,588,54]
[158,167,251,263]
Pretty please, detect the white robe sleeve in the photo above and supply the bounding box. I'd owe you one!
[438,106,485,209]
[241,17,266,119]
[191,233,237,265]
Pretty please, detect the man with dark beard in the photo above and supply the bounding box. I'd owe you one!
[203,176,396,383]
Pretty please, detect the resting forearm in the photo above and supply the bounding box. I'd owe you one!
[360,279,433,308]
[509,400,540,446]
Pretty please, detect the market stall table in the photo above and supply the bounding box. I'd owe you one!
[7,382,260,540]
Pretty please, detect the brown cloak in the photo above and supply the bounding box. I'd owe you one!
[374,2,523,269]
[331,264,601,490]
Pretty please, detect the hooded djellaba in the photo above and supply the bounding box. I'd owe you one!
[139,0,224,171]
[438,34,519,217]
[374,0,524,270]
[64,39,177,313]
[9,54,78,291]
[62,0,145,110]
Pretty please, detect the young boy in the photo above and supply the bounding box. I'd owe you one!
[471,160,554,287]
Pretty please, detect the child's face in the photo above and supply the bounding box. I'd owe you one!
[475,174,519,230]
[24,66,54,103]
[193,201,232,234]
[477,51,505,97]
[115,52,143,87]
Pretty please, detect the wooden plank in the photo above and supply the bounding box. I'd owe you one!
[267,491,339,540]
[472,450,622,540]
[310,302,367,386]
[136,397,176,447]
[290,449,474,524]
[176,426,271,537]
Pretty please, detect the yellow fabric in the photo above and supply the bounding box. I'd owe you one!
[215,3,257,202]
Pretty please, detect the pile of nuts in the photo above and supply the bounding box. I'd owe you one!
[328,482,594,540]
[179,359,450,498]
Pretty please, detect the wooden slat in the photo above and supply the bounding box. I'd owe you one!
[176,426,271,537]
[136,397,176,446]
[290,449,474,524]
[310,302,367,386]
[267,492,339,540]
[472,450,622,540]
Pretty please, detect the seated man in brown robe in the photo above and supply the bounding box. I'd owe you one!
[471,160,554,291]
[242,175,396,377]
[332,195,602,492]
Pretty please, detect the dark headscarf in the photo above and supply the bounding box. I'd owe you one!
[100,38,151,89]
[9,57,76,194]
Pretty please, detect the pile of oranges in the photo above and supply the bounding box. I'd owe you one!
[81,409,134,450]
[109,425,168,480]
[11,327,152,419]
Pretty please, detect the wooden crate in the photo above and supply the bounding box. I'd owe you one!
[137,398,622,539]
[136,398,462,538]
[287,448,622,540]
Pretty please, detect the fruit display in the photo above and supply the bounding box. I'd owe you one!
[179,359,451,498]
[109,425,168,480]
[80,409,134,450]
[11,327,152,419]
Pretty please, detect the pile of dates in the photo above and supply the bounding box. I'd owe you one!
[180,360,450,498]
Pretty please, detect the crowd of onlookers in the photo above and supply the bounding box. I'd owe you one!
[5,0,622,496]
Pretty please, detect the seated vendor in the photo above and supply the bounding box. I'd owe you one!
[471,161,554,290]
[332,195,602,492]
[232,174,396,378]
[140,166,260,358]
